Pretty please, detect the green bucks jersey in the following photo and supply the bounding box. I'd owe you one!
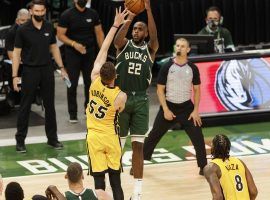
[115,40,154,92]
[65,188,97,200]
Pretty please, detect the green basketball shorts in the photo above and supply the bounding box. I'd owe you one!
[119,94,149,138]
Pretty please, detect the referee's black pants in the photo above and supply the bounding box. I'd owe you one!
[144,100,207,169]
[15,65,58,145]
[65,47,95,118]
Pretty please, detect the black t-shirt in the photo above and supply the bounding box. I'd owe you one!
[5,23,19,52]
[14,19,56,66]
[58,7,101,48]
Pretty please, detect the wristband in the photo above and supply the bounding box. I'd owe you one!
[59,66,64,69]
[112,25,119,29]
[12,76,18,79]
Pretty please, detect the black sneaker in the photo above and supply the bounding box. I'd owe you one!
[69,116,78,123]
[199,168,204,176]
[16,144,26,153]
[47,141,64,150]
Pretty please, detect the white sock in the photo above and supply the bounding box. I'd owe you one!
[133,178,143,196]
[105,174,111,190]
[120,138,126,149]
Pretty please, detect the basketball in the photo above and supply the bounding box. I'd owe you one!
[125,0,145,15]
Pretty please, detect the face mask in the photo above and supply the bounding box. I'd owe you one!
[77,0,88,8]
[33,15,45,22]
[207,20,219,29]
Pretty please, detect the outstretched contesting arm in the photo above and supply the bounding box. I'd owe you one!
[113,10,135,52]
[91,8,129,82]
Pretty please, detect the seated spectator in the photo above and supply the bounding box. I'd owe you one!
[45,162,112,200]
[198,6,235,53]
[5,182,24,200]
[32,195,48,200]
[4,181,47,200]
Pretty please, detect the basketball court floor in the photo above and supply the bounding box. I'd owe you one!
[0,73,270,199]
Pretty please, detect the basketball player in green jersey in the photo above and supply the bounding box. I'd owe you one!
[45,162,112,200]
[114,0,159,199]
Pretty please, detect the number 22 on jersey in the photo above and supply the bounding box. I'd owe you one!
[128,62,142,75]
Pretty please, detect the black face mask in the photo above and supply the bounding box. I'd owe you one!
[77,0,88,8]
[33,15,45,22]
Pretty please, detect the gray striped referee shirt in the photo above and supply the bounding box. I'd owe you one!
[157,58,201,104]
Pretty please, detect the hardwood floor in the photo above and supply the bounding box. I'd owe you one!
[3,154,269,200]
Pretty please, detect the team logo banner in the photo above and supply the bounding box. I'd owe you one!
[196,57,270,115]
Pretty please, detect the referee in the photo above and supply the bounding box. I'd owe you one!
[12,0,68,153]
[143,38,207,175]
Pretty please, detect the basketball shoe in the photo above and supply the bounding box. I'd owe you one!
[130,194,142,200]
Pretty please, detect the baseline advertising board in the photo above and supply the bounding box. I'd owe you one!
[196,57,270,116]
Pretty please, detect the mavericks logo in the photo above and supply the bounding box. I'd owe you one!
[215,58,270,111]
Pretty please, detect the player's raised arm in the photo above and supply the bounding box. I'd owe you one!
[91,8,128,82]
[145,0,159,58]
[113,10,135,52]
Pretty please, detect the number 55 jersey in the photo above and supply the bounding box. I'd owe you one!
[86,76,122,173]
[86,76,121,135]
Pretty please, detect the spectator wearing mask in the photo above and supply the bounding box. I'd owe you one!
[12,0,68,153]
[57,0,104,123]
[198,6,235,53]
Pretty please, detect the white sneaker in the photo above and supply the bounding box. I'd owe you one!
[130,194,142,200]
[69,116,78,123]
